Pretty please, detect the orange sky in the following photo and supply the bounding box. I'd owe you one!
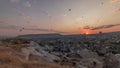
[0,0,120,36]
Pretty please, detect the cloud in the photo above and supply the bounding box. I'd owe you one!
[18,11,32,21]
[10,0,19,3]
[83,26,91,29]
[18,11,26,19]
[61,12,68,17]
[110,0,118,3]
[115,8,120,13]
[62,13,68,17]
[91,24,120,30]
[0,21,5,24]
[18,11,25,16]
[0,19,23,30]
[83,24,120,30]
[24,1,32,8]
[0,19,69,33]
[0,24,21,30]
[0,19,11,24]
[24,28,70,33]
[75,17,83,23]
[25,28,54,32]
[112,8,120,15]
[41,10,52,18]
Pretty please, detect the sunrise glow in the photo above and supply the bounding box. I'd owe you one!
[0,0,120,36]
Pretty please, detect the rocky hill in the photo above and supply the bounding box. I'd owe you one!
[0,31,120,68]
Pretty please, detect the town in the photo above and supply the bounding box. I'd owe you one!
[0,31,120,68]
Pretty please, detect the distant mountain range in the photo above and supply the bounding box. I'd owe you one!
[17,33,62,39]
[16,31,120,39]
[0,36,13,40]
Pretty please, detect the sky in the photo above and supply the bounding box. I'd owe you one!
[0,0,120,36]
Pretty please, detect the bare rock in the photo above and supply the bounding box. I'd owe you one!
[104,53,119,68]
[77,58,103,68]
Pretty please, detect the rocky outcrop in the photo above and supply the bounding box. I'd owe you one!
[115,54,120,68]
[77,58,103,68]
[21,41,60,62]
[104,54,119,68]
